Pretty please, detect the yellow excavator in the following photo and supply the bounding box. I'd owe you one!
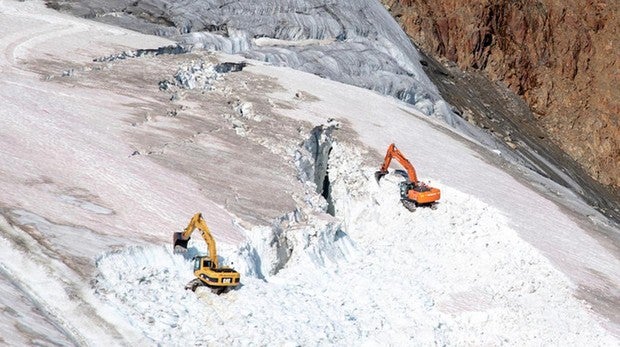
[375,143,441,211]
[173,212,240,293]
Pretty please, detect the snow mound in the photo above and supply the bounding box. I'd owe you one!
[327,142,615,345]
[91,140,615,345]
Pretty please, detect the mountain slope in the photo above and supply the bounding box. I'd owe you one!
[382,0,619,189]
[0,0,618,344]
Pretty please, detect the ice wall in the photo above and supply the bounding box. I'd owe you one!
[63,0,464,125]
[179,0,448,116]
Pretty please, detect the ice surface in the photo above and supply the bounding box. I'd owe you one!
[58,0,472,127]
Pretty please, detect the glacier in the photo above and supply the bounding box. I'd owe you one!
[55,0,484,134]
[55,0,620,220]
[0,0,618,345]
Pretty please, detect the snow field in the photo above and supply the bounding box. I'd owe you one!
[92,138,615,345]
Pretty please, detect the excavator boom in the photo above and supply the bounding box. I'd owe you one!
[376,143,418,183]
[173,212,218,267]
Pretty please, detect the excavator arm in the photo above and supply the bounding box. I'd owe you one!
[375,143,418,183]
[173,212,219,268]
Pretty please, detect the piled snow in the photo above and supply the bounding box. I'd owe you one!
[327,143,615,344]
[92,139,615,345]
[171,60,221,90]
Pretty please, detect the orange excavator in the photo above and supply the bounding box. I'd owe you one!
[375,143,440,211]
[173,212,240,293]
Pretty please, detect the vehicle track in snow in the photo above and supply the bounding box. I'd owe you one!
[0,1,87,75]
[0,257,85,346]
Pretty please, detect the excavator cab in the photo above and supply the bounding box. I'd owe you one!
[399,181,413,198]
[194,257,213,271]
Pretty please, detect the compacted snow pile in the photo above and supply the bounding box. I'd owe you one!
[93,141,615,345]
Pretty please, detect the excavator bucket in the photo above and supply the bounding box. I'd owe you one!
[172,232,189,253]
[375,170,388,183]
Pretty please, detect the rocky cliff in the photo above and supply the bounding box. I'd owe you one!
[382,0,619,188]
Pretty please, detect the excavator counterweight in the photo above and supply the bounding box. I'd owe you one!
[376,143,440,211]
[172,213,240,293]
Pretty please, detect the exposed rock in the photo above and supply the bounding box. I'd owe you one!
[382,0,619,188]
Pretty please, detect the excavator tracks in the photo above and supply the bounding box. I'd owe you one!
[400,199,438,211]
[185,278,202,291]
[401,199,417,212]
[184,278,229,295]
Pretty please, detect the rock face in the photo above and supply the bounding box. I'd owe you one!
[382,0,619,188]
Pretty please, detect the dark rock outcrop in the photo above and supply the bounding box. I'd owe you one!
[382,0,619,189]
